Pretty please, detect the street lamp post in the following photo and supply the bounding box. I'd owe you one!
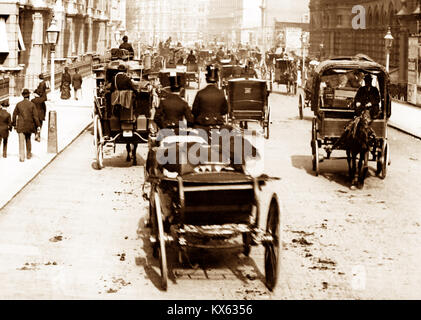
[46,19,60,98]
[384,27,394,73]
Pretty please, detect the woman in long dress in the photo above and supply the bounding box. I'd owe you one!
[60,67,72,100]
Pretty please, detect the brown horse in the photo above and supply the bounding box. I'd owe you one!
[335,109,376,189]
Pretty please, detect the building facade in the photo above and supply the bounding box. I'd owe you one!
[308,0,421,102]
[127,0,208,47]
[0,0,126,96]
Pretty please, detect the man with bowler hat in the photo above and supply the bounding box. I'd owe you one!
[12,89,41,161]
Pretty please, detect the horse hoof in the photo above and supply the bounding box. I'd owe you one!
[126,156,131,162]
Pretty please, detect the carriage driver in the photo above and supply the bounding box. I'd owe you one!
[103,64,138,139]
[354,73,381,119]
[192,65,228,129]
[153,75,194,131]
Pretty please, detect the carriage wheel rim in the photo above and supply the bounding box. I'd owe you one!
[154,192,168,290]
[265,198,280,291]
[299,97,304,119]
[96,117,104,168]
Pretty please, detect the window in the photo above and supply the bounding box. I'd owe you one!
[0,17,9,53]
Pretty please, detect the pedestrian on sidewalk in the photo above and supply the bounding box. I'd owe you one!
[72,68,83,101]
[31,90,46,138]
[12,89,41,162]
[60,67,72,100]
[0,100,12,158]
[35,73,48,102]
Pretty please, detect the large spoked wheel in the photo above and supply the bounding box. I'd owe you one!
[298,95,304,120]
[377,140,389,179]
[311,119,319,176]
[92,115,104,170]
[153,192,168,291]
[264,107,270,140]
[264,195,281,291]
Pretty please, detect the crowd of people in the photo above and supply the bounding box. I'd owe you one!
[0,64,85,162]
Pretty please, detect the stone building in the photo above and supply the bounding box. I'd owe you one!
[0,0,126,96]
[128,0,208,46]
[308,0,421,101]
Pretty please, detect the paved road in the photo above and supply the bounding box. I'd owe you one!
[0,90,420,299]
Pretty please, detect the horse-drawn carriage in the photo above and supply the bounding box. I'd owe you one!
[270,57,297,94]
[144,129,280,291]
[186,63,200,88]
[218,63,245,90]
[92,49,152,169]
[310,56,391,186]
[227,78,270,139]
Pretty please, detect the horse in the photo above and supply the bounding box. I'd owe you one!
[334,109,376,189]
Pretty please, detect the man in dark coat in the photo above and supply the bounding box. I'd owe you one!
[31,91,47,135]
[192,65,228,127]
[119,36,134,59]
[0,100,12,158]
[154,76,194,130]
[35,73,48,102]
[12,89,41,162]
[354,74,381,119]
[186,50,197,65]
[72,68,83,100]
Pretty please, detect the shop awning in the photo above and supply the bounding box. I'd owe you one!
[0,18,9,53]
[17,24,25,51]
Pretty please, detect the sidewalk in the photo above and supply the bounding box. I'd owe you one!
[389,100,421,139]
[0,76,96,210]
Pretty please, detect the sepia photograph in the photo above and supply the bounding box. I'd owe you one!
[0,0,420,305]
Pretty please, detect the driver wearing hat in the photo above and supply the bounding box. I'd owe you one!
[153,75,194,130]
[354,73,380,119]
[192,65,228,128]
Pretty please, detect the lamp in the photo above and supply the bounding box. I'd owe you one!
[384,27,394,72]
[319,43,324,60]
[46,18,60,98]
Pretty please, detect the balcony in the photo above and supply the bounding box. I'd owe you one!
[20,0,55,10]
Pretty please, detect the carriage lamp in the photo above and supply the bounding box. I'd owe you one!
[46,18,60,99]
[384,27,394,72]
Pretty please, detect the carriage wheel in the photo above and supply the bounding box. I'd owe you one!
[298,95,304,120]
[92,115,104,170]
[264,108,270,139]
[311,140,319,176]
[153,192,168,291]
[264,121,270,140]
[242,233,252,257]
[377,141,389,180]
[264,195,281,291]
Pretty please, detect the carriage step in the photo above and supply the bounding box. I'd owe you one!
[252,232,274,245]
[149,235,174,244]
